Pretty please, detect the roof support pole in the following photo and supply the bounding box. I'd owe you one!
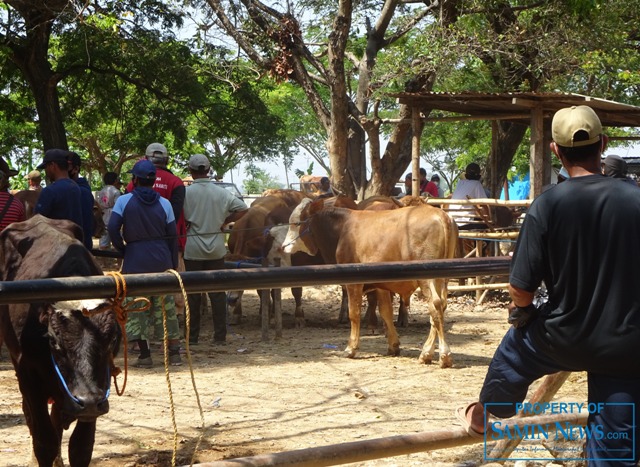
[411,106,421,196]
[490,120,500,197]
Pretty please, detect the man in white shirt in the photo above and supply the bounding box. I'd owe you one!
[183,154,248,345]
[450,163,489,224]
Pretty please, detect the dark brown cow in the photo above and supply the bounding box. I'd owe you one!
[283,198,458,367]
[0,215,120,466]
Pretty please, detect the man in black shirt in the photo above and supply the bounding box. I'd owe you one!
[459,106,640,465]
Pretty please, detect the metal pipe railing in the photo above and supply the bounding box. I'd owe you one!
[0,257,510,304]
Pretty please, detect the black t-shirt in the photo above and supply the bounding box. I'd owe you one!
[511,174,640,375]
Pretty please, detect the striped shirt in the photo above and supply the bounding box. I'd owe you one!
[0,192,26,231]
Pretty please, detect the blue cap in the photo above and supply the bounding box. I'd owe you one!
[129,159,156,180]
[36,149,71,170]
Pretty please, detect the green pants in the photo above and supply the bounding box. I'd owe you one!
[125,295,180,341]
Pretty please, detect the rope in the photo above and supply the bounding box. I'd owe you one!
[84,272,151,396]
[165,269,206,467]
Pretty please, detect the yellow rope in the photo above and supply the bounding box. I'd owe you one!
[95,271,151,396]
[164,269,206,467]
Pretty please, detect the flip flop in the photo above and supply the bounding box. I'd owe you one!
[455,402,486,439]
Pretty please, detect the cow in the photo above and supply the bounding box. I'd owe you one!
[226,192,310,324]
[0,215,121,467]
[357,195,410,328]
[13,189,106,239]
[283,198,458,367]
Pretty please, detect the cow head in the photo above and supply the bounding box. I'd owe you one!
[41,299,121,425]
[282,198,319,256]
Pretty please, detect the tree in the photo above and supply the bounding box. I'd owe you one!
[1,1,289,184]
[243,164,283,194]
[198,0,640,199]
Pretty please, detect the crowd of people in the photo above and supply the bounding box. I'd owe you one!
[0,143,248,368]
[1,106,639,462]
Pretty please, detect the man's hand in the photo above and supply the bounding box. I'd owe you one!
[507,302,536,328]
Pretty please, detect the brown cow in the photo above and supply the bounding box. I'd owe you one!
[226,191,310,324]
[357,195,410,328]
[283,198,458,367]
[0,215,121,466]
[13,189,105,239]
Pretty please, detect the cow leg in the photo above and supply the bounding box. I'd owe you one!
[363,291,378,335]
[49,402,66,467]
[418,279,452,368]
[377,290,400,356]
[397,295,410,328]
[68,420,97,467]
[344,284,364,358]
[291,287,305,328]
[20,392,60,467]
[227,290,244,324]
[338,286,349,324]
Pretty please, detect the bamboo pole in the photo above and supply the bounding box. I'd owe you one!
[190,411,585,467]
[488,372,572,462]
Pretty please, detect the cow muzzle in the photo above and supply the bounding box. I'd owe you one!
[52,354,111,420]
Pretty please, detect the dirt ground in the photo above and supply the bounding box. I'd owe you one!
[0,285,589,467]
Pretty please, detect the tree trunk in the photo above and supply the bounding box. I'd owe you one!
[8,8,68,151]
[485,121,528,197]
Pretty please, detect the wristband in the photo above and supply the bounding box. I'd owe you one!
[508,303,537,328]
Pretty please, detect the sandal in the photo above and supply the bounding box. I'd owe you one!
[455,402,486,439]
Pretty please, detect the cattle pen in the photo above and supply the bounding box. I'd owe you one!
[0,257,589,466]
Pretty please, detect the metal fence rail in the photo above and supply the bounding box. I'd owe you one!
[0,257,510,305]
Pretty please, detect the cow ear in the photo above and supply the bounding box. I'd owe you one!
[0,224,33,281]
[309,199,324,215]
[38,305,54,326]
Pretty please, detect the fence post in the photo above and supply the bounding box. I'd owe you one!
[273,258,282,339]
[260,257,270,341]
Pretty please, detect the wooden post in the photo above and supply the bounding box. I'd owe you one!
[273,258,282,339]
[260,257,270,342]
[412,107,421,196]
[488,372,572,461]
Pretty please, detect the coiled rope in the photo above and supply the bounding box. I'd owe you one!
[102,271,151,396]
[164,269,206,467]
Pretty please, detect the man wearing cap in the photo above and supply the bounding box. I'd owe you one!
[34,149,84,231]
[127,143,187,316]
[108,159,182,367]
[0,170,25,231]
[183,154,247,345]
[27,170,42,192]
[458,106,640,465]
[68,152,95,250]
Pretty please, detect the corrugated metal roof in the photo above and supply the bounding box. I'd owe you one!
[387,91,640,127]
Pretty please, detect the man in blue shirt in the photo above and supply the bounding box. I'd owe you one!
[35,149,84,234]
[108,159,181,367]
[68,152,95,250]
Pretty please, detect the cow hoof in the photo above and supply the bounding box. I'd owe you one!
[295,317,306,328]
[396,318,409,328]
[344,347,357,358]
[387,345,400,357]
[439,354,453,368]
[418,353,433,365]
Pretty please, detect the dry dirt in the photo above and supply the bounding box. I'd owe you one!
[0,285,589,467]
